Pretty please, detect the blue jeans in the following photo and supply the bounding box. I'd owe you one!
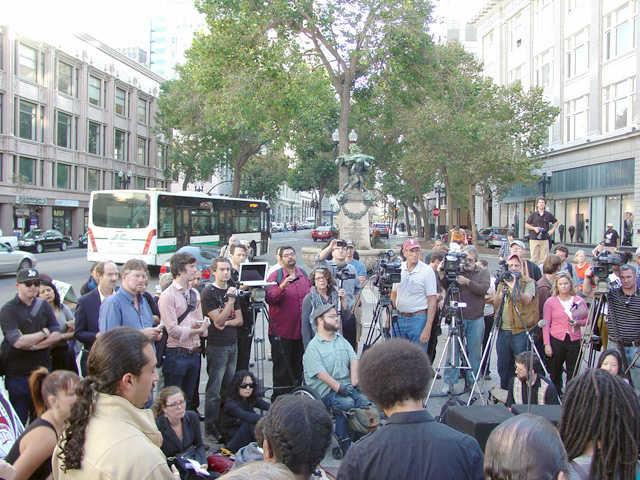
[163,348,201,410]
[322,387,370,443]
[609,338,640,396]
[205,343,237,434]
[5,375,31,425]
[497,329,530,390]
[443,317,485,385]
[393,312,429,354]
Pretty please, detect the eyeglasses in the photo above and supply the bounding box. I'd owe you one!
[166,400,186,409]
[240,382,255,389]
[128,272,149,280]
[324,314,340,319]
[282,253,296,258]
[24,281,41,288]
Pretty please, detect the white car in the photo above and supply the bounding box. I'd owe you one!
[271,222,284,233]
[0,243,36,275]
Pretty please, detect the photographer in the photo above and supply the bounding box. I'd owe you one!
[493,253,540,390]
[228,243,253,372]
[583,263,640,394]
[315,239,360,311]
[525,196,559,264]
[440,246,490,393]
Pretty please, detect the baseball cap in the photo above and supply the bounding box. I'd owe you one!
[507,253,522,263]
[607,223,613,227]
[16,268,40,283]
[313,303,336,321]
[510,240,526,250]
[403,238,421,250]
[345,239,355,248]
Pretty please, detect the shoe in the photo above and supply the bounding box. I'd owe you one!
[441,385,451,394]
[249,362,255,367]
[196,410,205,421]
[483,374,492,381]
[436,373,442,379]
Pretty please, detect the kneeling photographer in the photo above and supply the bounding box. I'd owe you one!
[440,245,490,393]
[493,253,539,390]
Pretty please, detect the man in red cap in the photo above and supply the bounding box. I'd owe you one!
[493,253,539,389]
[390,239,437,354]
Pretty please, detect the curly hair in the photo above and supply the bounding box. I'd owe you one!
[29,367,79,417]
[559,369,640,480]
[358,339,432,411]
[57,327,152,471]
[152,385,184,418]
[309,267,336,292]
[224,370,259,405]
[169,252,196,278]
[484,413,569,480]
[261,394,332,475]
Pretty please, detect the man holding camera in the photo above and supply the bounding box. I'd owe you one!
[493,253,540,390]
[440,245,490,393]
[390,238,438,354]
[315,239,360,310]
[228,243,253,372]
[526,197,559,264]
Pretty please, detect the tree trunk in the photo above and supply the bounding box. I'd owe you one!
[468,183,478,246]
[442,173,453,233]
[410,204,422,235]
[402,203,412,237]
[181,164,193,191]
[317,185,324,227]
[336,72,353,190]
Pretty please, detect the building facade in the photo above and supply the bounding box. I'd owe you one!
[0,27,166,241]
[470,0,639,246]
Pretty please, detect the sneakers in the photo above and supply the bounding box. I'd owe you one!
[441,385,454,394]
[483,374,492,381]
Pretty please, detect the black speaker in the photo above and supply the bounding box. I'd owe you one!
[445,405,514,451]
[510,404,562,425]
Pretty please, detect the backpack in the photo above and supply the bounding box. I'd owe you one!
[345,404,381,434]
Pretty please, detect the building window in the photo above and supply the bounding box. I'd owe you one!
[605,2,638,59]
[137,98,147,123]
[136,177,146,190]
[509,65,523,84]
[535,49,553,87]
[447,20,460,41]
[137,137,147,165]
[18,44,38,82]
[88,122,101,155]
[115,129,126,160]
[89,76,102,106]
[18,100,36,140]
[157,143,168,170]
[565,28,589,78]
[536,0,553,32]
[19,157,36,185]
[55,163,71,189]
[57,61,73,96]
[87,168,100,191]
[509,14,523,51]
[57,111,72,149]
[565,94,589,141]
[115,87,126,116]
[0,94,3,134]
[567,0,587,13]
[603,78,636,132]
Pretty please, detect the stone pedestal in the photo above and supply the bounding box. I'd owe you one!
[338,192,371,249]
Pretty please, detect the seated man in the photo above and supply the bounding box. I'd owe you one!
[303,304,369,454]
[506,351,559,408]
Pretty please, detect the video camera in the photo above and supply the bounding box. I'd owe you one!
[227,290,251,299]
[444,251,467,283]
[335,262,356,282]
[592,251,622,293]
[495,260,522,284]
[374,250,402,288]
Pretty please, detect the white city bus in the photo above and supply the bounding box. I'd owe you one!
[87,190,270,266]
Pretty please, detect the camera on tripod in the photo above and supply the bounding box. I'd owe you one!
[495,260,522,283]
[444,251,467,282]
[374,250,402,288]
[592,251,622,293]
[227,290,251,299]
[536,227,547,240]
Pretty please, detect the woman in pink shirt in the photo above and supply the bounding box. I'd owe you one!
[543,273,588,397]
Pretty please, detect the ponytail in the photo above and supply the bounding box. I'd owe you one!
[28,367,49,417]
[29,367,79,417]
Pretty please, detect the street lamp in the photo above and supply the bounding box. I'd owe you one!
[206,179,233,195]
[433,180,445,240]
[332,128,340,156]
[348,129,358,143]
[118,170,132,189]
[538,170,553,198]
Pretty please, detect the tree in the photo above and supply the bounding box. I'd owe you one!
[239,152,289,207]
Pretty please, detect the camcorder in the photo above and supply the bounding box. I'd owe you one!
[444,251,467,283]
[592,251,622,293]
[373,250,402,304]
[495,260,522,283]
[335,262,356,282]
[537,227,547,240]
[336,240,348,248]
[227,290,251,299]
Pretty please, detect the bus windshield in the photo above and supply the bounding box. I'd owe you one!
[92,192,151,229]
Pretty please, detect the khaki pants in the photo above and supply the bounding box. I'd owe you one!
[529,239,549,265]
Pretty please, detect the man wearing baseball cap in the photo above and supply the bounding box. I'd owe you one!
[390,239,438,354]
[603,223,620,251]
[509,240,542,281]
[0,269,61,424]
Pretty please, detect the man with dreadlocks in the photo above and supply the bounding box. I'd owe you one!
[559,369,640,479]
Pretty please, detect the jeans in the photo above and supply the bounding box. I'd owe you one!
[393,312,429,354]
[443,317,485,385]
[5,375,31,425]
[482,314,494,375]
[609,338,640,396]
[322,387,370,445]
[497,329,530,390]
[205,343,237,434]
[163,348,201,410]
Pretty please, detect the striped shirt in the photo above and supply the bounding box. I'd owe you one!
[393,261,437,314]
[607,285,640,342]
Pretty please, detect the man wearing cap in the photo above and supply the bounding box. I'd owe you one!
[493,253,539,390]
[0,269,61,424]
[390,239,438,354]
[303,304,370,455]
[315,239,361,311]
[509,240,542,281]
[603,223,620,251]
[526,196,558,264]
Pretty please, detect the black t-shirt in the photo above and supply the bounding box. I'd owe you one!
[526,210,558,240]
[604,229,620,246]
[230,268,253,331]
[201,284,238,347]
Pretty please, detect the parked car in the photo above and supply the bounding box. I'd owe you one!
[158,245,221,285]
[0,243,36,275]
[78,231,88,248]
[271,222,284,233]
[442,229,473,245]
[18,229,72,253]
[312,226,339,242]
[371,223,391,239]
[477,227,508,249]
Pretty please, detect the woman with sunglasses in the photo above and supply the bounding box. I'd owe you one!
[219,370,270,453]
[153,386,207,475]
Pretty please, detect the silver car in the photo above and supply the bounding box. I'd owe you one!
[0,242,37,275]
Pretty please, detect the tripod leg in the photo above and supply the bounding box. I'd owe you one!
[425,334,455,405]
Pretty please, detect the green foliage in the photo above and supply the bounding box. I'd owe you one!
[239,152,289,207]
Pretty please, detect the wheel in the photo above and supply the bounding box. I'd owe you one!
[485,240,490,249]
[18,259,31,271]
[60,241,67,251]
[332,446,344,460]
[290,386,321,400]
[35,243,43,253]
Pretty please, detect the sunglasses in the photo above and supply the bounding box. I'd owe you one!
[24,281,41,288]
[240,382,255,389]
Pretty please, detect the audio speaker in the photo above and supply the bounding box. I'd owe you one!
[445,405,514,451]
[510,404,562,425]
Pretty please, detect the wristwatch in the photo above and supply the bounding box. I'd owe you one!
[41,329,48,338]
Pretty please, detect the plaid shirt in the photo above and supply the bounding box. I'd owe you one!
[498,240,510,259]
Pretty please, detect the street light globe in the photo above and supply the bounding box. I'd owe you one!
[332,129,340,143]
[348,129,358,142]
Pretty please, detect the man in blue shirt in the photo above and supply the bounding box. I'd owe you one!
[99,259,163,342]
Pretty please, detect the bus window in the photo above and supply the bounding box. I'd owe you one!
[92,192,150,229]
[233,210,249,233]
[191,212,212,235]
[219,209,233,235]
[249,214,260,232]
[158,207,175,238]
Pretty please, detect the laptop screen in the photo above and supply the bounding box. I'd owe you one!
[239,262,268,283]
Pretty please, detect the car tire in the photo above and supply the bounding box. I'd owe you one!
[18,259,31,271]
[60,241,67,251]
[35,243,43,254]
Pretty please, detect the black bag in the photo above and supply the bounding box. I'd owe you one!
[343,311,358,352]
[168,445,209,480]
[156,290,197,367]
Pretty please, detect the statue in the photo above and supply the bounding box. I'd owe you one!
[336,153,373,193]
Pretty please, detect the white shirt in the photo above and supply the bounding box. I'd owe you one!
[393,260,437,314]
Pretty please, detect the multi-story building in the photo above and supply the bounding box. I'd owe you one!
[118,46,149,67]
[470,0,639,246]
[0,27,167,241]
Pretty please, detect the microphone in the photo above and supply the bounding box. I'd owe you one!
[537,319,547,328]
[336,261,348,268]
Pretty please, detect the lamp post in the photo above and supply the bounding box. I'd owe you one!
[433,180,445,239]
[118,170,132,189]
[332,128,340,157]
[194,181,205,193]
[206,179,233,195]
[538,170,552,198]
[348,129,358,144]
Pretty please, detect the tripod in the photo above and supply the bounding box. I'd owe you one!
[573,292,607,377]
[426,282,485,406]
[363,285,398,352]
